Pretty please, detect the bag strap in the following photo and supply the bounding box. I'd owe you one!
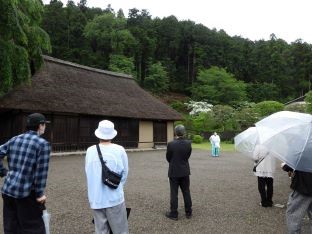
[96,144,106,166]
[255,156,265,168]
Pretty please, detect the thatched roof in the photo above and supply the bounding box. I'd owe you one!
[0,56,182,120]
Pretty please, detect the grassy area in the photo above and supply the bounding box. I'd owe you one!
[192,141,235,152]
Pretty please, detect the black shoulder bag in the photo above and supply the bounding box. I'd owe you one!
[96,144,122,189]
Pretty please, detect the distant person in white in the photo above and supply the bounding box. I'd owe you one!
[209,132,221,157]
[85,120,129,234]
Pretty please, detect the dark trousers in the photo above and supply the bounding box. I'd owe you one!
[2,192,45,234]
[257,177,273,206]
[169,176,192,216]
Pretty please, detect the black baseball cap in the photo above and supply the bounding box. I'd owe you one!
[26,113,50,127]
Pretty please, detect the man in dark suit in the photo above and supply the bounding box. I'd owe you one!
[165,125,192,220]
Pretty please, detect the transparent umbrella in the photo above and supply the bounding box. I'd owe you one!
[41,204,50,234]
[255,111,312,172]
[234,127,259,158]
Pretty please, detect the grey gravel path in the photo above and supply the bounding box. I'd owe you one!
[0,149,309,233]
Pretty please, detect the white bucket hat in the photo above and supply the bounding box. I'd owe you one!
[94,120,117,140]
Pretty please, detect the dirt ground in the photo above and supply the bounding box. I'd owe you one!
[0,149,310,234]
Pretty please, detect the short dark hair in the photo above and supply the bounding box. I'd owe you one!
[174,125,186,137]
[26,123,42,131]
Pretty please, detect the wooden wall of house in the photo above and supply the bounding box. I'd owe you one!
[0,110,140,152]
[153,121,167,144]
[0,110,26,144]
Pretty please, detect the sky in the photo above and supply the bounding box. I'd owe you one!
[42,0,312,44]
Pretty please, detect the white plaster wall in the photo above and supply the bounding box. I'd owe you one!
[138,121,154,148]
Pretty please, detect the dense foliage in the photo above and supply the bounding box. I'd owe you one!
[2,1,312,144]
[304,91,312,113]
[178,100,285,140]
[40,1,312,104]
[0,0,51,96]
[191,67,247,105]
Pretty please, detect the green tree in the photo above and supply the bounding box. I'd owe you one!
[127,9,156,84]
[191,67,247,105]
[83,13,115,67]
[117,9,125,18]
[42,1,67,58]
[40,2,312,104]
[0,0,51,96]
[185,112,216,134]
[84,13,136,69]
[144,62,169,94]
[234,106,260,130]
[246,82,280,102]
[253,101,284,117]
[153,16,181,91]
[78,0,87,12]
[284,102,307,113]
[42,1,90,64]
[169,100,188,114]
[289,40,312,98]
[108,54,135,76]
[212,105,239,131]
[304,91,312,114]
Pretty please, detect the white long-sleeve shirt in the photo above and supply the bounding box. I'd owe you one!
[209,134,221,148]
[85,143,128,209]
[252,144,276,178]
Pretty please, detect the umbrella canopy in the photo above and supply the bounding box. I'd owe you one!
[234,127,259,157]
[255,111,312,172]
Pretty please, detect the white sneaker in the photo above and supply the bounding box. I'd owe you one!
[274,203,285,208]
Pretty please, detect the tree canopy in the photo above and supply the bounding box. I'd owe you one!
[191,67,247,105]
[0,0,51,96]
[39,2,312,105]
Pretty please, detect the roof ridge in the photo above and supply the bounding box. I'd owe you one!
[43,55,133,80]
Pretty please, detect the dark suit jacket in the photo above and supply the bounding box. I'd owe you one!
[166,137,192,178]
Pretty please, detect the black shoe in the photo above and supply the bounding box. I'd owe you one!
[259,202,268,207]
[186,213,192,219]
[165,212,178,221]
[267,200,273,207]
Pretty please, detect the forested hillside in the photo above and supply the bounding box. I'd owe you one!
[41,0,312,105]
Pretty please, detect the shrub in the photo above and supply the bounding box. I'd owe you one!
[170,101,187,113]
[284,102,306,113]
[253,101,284,118]
[185,100,213,116]
[304,91,312,114]
[192,135,203,144]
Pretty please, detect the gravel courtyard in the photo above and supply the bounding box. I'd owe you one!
[0,149,309,234]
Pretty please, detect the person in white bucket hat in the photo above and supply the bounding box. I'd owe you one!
[85,120,129,234]
[94,120,117,140]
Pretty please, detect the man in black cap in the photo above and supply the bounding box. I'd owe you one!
[165,124,192,220]
[0,113,51,234]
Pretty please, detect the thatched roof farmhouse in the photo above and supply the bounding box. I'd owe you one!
[0,56,182,151]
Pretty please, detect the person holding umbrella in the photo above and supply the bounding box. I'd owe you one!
[252,111,312,232]
[252,144,276,207]
[282,163,312,233]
